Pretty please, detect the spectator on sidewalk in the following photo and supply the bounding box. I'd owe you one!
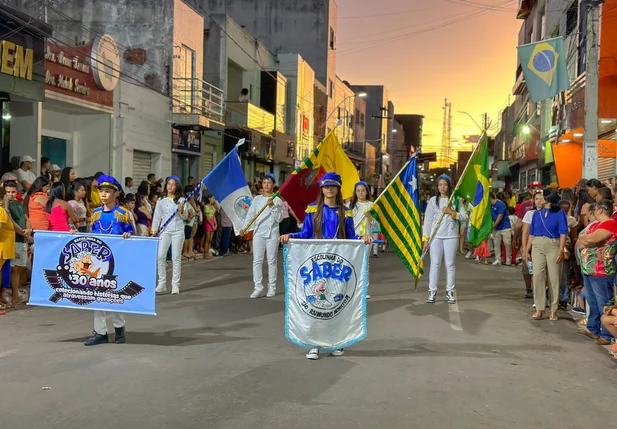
[60,167,76,194]
[491,192,512,266]
[68,180,89,233]
[595,186,613,203]
[89,172,104,210]
[219,208,233,256]
[518,190,545,298]
[16,155,37,194]
[46,183,79,233]
[24,176,51,231]
[586,179,603,201]
[50,165,61,183]
[576,199,617,345]
[40,157,51,182]
[134,193,152,236]
[125,177,134,194]
[0,187,16,310]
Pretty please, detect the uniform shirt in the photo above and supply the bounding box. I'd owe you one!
[352,201,377,236]
[243,195,283,239]
[581,219,617,276]
[291,203,358,240]
[91,205,134,235]
[422,196,469,240]
[529,208,568,238]
[151,197,188,233]
[491,200,511,230]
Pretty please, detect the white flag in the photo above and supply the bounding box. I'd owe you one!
[284,239,368,351]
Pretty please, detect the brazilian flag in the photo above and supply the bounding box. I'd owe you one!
[455,135,492,247]
[517,37,570,103]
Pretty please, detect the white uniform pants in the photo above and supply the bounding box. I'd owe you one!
[94,311,125,335]
[253,235,279,291]
[157,229,184,291]
[429,238,458,293]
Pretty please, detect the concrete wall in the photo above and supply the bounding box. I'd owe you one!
[173,0,205,109]
[8,101,42,176]
[114,80,172,180]
[351,85,389,153]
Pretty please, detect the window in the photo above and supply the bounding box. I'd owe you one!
[328,79,334,99]
[360,112,365,128]
[174,45,197,112]
[337,107,341,119]
[355,108,360,124]
[566,1,578,36]
[330,27,335,50]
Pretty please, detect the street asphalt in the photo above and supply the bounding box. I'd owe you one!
[1,252,616,429]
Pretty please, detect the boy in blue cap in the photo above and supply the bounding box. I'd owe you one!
[84,175,134,346]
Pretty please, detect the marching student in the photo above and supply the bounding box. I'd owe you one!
[422,174,469,304]
[241,173,283,298]
[151,176,186,295]
[280,172,372,360]
[350,181,379,259]
[85,175,134,346]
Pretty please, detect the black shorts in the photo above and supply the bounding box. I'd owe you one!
[195,225,204,239]
[184,225,193,239]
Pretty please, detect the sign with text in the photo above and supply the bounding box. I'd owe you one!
[29,231,158,315]
[173,128,201,154]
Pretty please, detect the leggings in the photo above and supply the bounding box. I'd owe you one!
[429,238,458,293]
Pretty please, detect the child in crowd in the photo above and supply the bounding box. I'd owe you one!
[0,187,16,312]
[474,237,491,265]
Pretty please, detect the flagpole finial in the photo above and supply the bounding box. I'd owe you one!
[235,138,246,147]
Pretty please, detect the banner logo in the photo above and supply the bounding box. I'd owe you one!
[234,195,252,221]
[296,252,356,320]
[43,236,144,306]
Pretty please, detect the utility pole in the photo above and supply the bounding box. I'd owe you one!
[582,0,604,179]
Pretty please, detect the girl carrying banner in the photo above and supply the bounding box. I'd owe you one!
[241,173,283,298]
[280,172,372,360]
[151,176,187,295]
[422,174,468,304]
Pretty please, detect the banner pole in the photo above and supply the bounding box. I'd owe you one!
[414,131,486,291]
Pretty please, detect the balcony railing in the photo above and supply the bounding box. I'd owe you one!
[225,102,275,135]
[173,78,225,124]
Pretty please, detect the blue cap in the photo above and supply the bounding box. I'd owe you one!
[355,181,369,189]
[166,175,182,184]
[98,175,122,193]
[319,172,342,187]
[263,173,276,183]
[437,174,451,183]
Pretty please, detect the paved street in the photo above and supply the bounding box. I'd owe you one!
[2,252,617,429]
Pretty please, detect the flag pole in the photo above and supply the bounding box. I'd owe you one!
[242,191,280,233]
[354,153,417,230]
[413,131,486,291]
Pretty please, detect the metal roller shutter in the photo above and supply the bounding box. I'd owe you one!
[598,157,615,183]
[132,150,153,184]
[202,152,213,176]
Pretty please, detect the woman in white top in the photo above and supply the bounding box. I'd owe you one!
[350,181,379,259]
[422,174,469,304]
[151,176,187,295]
[241,173,283,298]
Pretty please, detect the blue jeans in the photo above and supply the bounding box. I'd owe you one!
[560,260,570,302]
[583,274,615,340]
[220,227,232,256]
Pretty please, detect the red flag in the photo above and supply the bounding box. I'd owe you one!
[279,167,325,222]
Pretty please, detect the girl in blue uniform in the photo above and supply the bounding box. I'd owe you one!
[280,172,372,360]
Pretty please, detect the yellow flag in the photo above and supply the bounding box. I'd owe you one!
[313,131,360,200]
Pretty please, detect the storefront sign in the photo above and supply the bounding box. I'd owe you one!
[91,35,120,92]
[44,41,114,107]
[567,87,585,130]
[173,128,201,154]
[0,40,34,80]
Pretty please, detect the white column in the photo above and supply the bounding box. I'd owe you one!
[9,101,42,175]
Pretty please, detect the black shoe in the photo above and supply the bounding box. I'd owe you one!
[114,327,126,344]
[372,254,379,258]
[559,301,568,311]
[84,332,109,346]
[525,289,533,299]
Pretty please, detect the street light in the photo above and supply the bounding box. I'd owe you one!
[458,111,482,131]
[322,92,368,138]
[392,129,397,133]
[522,125,531,134]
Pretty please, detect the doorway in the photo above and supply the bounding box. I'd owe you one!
[41,136,67,168]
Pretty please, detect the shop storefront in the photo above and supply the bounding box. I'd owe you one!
[172,127,201,187]
[1,4,51,173]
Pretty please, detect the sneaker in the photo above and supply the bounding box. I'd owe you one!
[426,291,436,303]
[155,285,167,294]
[525,289,533,299]
[559,301,568,311]
[84,332,109,346]
[306,348,320,360]
[492,260,502,266]
[505,262,513,267]
[465,251,473,259]
[572,307,586,315]
[446,291,456,304]
[250,289,264,299]
[366,294,372,299]
[266,289,276,298]
[171,286,180,295]
[372,254,379,258]
[331,349,344,357]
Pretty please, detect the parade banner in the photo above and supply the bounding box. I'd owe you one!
[284,239,368,351]
[29,231,158,315]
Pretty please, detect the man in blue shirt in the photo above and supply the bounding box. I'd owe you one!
[491,193,512,266]
[85,175,134,346]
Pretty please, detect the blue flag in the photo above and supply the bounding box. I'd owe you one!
[517,37,570,103]
[202,147,252,234]
[29,232,158,315]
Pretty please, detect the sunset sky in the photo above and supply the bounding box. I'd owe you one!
[335,0,522,164]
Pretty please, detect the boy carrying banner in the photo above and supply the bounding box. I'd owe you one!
[280,172,372,360]
[84,175,134,346]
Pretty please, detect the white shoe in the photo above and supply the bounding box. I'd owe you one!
[426,291,436,303]
[446,291,456,304]
[465,251,473,259]
[492,260,502,266]
[155,285,167,294]
[171,287,180,295]
[250,289,263,299]
[331,349,344,357]
[306,348,320,360]
[266,289,276,298]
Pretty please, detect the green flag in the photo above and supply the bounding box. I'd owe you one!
[517,37,570,103]
[455,135,492,247]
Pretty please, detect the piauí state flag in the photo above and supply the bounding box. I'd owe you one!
[454,135,492,247]
[517,37,570,103]
[202,147,252,235]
